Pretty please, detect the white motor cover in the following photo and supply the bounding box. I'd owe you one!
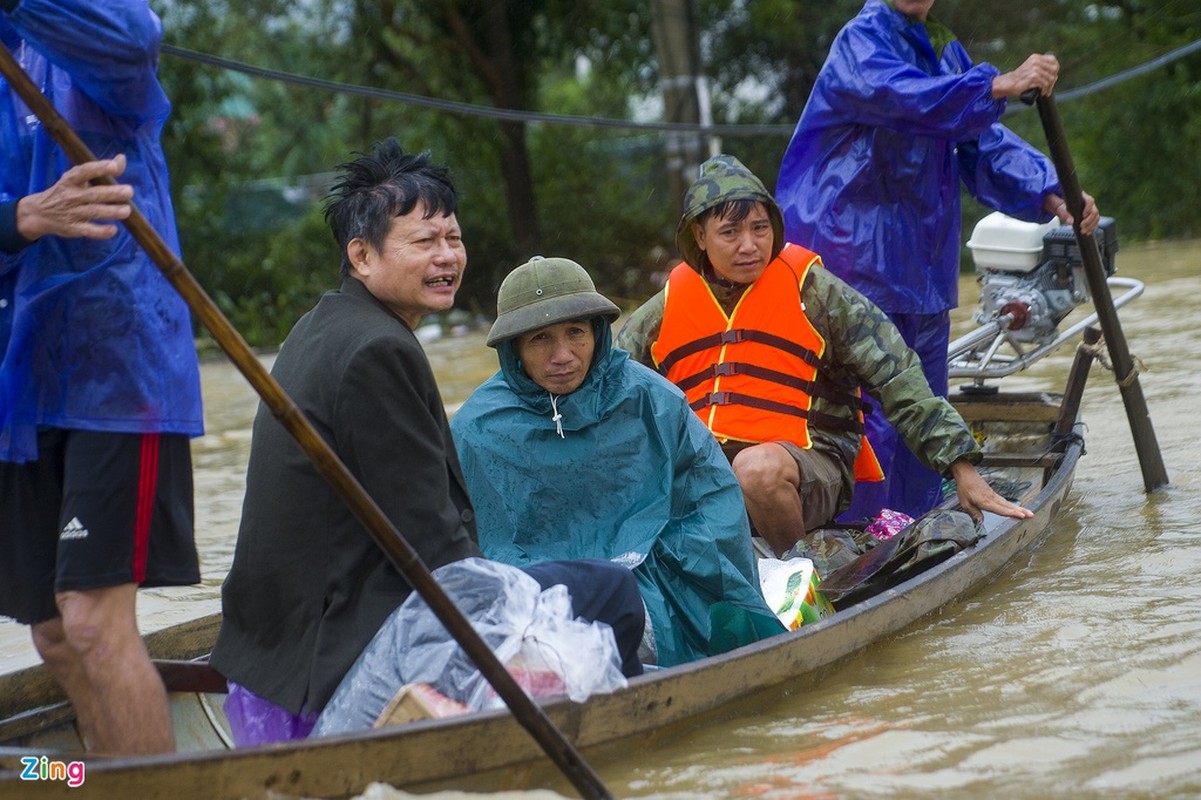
[966,211,1060,273]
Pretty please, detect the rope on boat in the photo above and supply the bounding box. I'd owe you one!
[1051,429,1087,457]
[1078,337,1146,388]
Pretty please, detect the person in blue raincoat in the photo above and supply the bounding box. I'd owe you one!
[452,256,785,668]
[775,0,1099,523]
[0,0,202,754]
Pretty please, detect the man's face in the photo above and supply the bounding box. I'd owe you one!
[348,203,466,328]
[515,319,596,395]
[692,202,774,285]
[892,0,935,20]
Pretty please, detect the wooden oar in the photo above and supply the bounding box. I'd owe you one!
[1024,88,1169,493]
[0,42,612,800]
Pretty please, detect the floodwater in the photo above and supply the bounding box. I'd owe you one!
[2,239,1199,799]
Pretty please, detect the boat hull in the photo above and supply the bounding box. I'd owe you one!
[0,389,1084,798]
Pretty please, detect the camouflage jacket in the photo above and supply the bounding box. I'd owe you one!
[616,257,981,486]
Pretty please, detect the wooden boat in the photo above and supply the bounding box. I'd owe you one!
[0,338,1096,799]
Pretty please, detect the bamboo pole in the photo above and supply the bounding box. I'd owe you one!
[1029,91,1169,493]
[0,41,612,799]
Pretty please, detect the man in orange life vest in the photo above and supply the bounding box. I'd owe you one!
[617,155,1032,555]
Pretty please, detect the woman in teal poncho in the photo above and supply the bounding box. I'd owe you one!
[451,256,784,668]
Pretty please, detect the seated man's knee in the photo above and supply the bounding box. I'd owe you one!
[595,564,644,639]
[526,559,645,677]
[566,560,643,636]
[590,559,639,601]
[594,565,645,678]
[731,444,792,495]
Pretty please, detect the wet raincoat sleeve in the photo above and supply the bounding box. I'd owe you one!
[3,0,171,118]
[958,124,1060,223]
[451,342,784,668]
[805,16,1002,139]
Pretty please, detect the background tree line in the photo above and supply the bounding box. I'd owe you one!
[154,0,1201,347]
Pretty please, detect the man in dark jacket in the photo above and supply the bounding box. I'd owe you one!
[211,140,643,745]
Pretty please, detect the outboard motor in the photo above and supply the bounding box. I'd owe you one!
[967,211,1118,344]
[948,211,1136,385]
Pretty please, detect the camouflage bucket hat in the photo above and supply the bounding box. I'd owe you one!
[675,154,785,270]
[486,256,621,347]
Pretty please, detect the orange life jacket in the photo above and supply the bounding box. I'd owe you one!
[651,244,884,482]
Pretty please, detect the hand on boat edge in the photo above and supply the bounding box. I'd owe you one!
[948,459,1036,522]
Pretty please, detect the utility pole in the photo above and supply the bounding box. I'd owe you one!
[651,0,719,220]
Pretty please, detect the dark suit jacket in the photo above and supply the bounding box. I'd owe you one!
[211,277,481,715]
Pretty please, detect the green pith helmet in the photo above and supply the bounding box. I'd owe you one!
[675,154,785,271]
[486,256,621,347]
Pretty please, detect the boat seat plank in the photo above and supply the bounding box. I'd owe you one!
[950,395,1061,424]
[977,452,1061,469]
[157,660,228,694]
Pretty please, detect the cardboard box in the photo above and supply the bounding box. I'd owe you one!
[373,683,470,728]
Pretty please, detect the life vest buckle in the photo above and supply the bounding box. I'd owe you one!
[719,329,746,344]
[712,362,737,377]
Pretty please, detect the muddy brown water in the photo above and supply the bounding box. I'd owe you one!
[2,239,1198,798]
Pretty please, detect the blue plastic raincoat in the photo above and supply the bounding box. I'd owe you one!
[775,0,1061,316]
[451,320,785,667]
[776,0,1062,521]
[0,0,202,462]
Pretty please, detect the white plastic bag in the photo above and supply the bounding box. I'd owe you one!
[313,558,627,736]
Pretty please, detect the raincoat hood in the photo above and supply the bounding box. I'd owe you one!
[493,314,619,434]
[451,320,786,667]
[676,154,786,272]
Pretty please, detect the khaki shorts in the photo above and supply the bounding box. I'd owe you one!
[721,440,850,532]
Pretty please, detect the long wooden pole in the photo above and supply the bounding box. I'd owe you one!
[0,42,612,800]
[1029,91,1169,493]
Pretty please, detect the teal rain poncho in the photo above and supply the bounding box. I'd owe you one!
[451,319,785,667]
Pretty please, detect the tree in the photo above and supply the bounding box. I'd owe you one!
[152,0,1201,345]
[335,0,667,300]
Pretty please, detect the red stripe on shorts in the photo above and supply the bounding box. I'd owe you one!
[134,433,161,583]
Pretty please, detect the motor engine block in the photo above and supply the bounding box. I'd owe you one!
[968,214,1117,344]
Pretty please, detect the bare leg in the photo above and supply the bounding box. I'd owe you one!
[31,617,100,749]
[731,443,804,556]
[51,584,173,754]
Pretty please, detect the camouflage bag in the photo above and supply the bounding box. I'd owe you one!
[816,509,983,609]
[787,525,878,579]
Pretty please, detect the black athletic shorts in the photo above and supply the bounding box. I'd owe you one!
[0,429,200,625]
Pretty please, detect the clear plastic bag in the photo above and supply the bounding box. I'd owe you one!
[313,557,627,736]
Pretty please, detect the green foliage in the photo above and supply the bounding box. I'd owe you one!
[154,0,1201,345]
[698,0,861,123]
[530,75,671,305]
[956,0,1201,247]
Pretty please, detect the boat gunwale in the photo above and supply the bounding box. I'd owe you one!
[0,414,1084,798]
